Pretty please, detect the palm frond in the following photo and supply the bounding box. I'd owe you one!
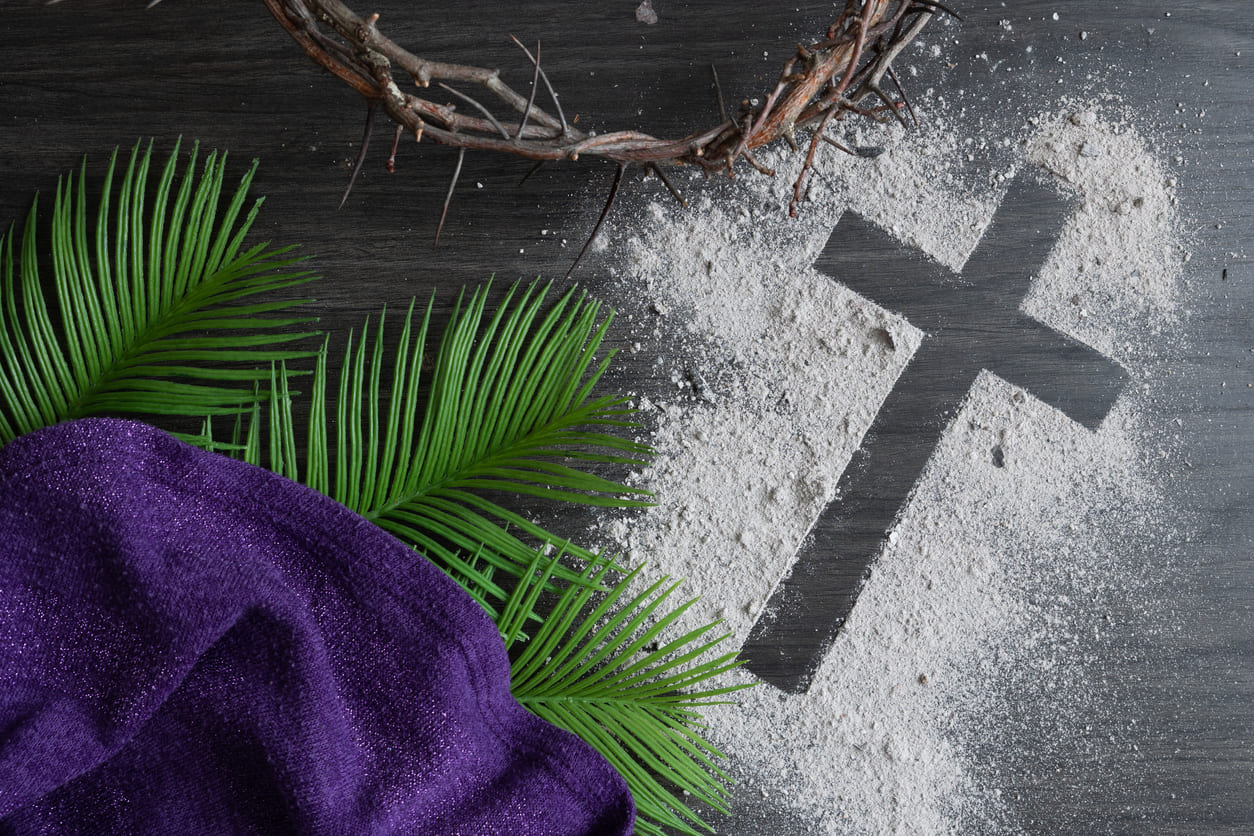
[247,280,652,609]
[503,557,751,836]
[0,139,319,444]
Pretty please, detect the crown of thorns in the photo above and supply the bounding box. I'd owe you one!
[260,0,950,264]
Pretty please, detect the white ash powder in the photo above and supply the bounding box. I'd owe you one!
[598,104,1184,833]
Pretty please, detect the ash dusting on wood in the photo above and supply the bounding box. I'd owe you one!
[595,92,1187,833]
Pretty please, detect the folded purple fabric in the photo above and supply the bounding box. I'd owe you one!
[0,419,634,835]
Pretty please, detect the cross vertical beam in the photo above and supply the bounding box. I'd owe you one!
[741,177,1128,693]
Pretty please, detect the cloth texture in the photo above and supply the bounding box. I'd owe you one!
[0,419,634,835]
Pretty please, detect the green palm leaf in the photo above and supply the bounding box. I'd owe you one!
[237,280,652,610]
[503,555,750,836]
[0,139,318,444]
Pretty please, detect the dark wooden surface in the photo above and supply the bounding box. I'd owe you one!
[1,2,1251,833]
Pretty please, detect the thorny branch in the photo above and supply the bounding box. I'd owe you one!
[259,0,944,221]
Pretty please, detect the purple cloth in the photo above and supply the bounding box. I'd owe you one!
[0,419,634,835]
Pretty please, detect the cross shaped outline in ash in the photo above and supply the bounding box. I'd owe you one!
[740,174,1129,694]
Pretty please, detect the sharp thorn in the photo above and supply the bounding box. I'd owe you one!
[711,64,729,123]
[519,160,546,187]
[439,82,511,139]
[911,0,962,21]
[510,34,568,133]
[387,124,403,173]
[742,151,776,177]
[434,147,466,250]
[649,164,688,208]
[567,163,626,278]
[516,39,542,140]
[340,100,377,210]
[887,66,919,127]
[869,84,910,129]
[821,134,857,156]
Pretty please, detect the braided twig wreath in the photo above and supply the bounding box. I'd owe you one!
[263,0,946,237]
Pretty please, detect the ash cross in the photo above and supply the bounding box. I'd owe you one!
[740,176,1128,694]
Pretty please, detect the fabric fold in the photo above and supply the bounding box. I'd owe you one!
[0,419,634,835]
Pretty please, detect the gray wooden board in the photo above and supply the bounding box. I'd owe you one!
[0,1,1250,833]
